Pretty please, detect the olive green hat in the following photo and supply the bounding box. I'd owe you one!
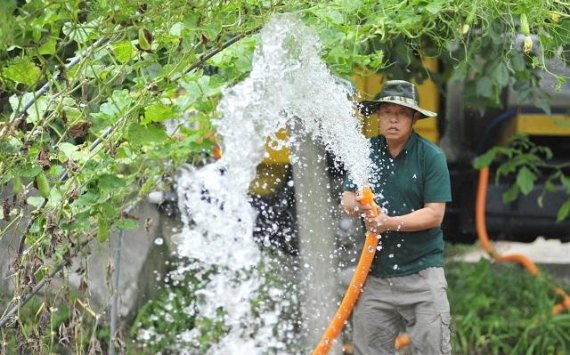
[358,80,437,118]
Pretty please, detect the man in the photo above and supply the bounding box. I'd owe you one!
[341,80,452,354]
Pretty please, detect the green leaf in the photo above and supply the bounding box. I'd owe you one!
[316,7,344,25]
[26,196,45,208]
[425,0,445,14]
[83,64,107,79]
[127,124,169,146]
[516,167,536,195]
[473,150,497,169]
[115,218,139,231]
[143,102,175,124]
[34,266,47,281]
[545,180,557,193]
[16,163,42,178]
[99,203,120,220]
[59,142,78,160]
[203,23,221,40]
[502,183,520,204]
[38,36,57,56]
[25,96,50,123]
[113,40,135,63]
[58,142,88,162]
[3,58,41,86]
[98,174,126,191]
[92,90,133,122]
[45,184,64,209]
[556,199,570,222]
[73,192,100,210]
[169,22,187,37]
[476,77,494,98]
[492,62,509,87]
[63,106,83,122]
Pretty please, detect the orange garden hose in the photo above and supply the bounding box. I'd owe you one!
[313,186,380,354]
[476,167,570,315]
[312,187,410,354]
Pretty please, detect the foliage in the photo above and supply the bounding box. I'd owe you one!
[447,259,570,354]
[0,0,569,351]
[130,252,301,353]
[0,292,107,354]
[130,258,225,353]
[474,134,570,222]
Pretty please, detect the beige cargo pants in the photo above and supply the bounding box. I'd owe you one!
[352,267,452,355]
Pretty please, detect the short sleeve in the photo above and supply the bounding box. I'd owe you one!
[424,152,452,203]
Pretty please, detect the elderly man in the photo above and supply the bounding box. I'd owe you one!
[341,80,452,354]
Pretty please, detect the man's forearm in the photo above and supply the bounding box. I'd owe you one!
[379,203,445,233]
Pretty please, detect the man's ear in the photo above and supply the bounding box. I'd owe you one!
[412,111,421,124]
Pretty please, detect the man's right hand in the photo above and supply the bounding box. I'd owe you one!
[341,190,390,234]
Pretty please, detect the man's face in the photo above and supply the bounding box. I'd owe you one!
[377,103,419,142]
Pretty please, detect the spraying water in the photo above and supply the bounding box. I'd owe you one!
[172,14,373,353]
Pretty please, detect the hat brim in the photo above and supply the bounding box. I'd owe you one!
[358,98,437,118]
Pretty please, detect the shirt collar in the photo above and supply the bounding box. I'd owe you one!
[379,130,418,157]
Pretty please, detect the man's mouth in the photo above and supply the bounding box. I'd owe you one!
[386,127,399,132]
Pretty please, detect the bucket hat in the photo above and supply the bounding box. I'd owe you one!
[358,80,437,118]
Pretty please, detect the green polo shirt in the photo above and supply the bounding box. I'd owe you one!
[343,131,452,278]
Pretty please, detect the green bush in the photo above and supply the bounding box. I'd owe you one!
[447,259,570,354]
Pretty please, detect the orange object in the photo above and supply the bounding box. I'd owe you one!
[212,144,222,160]
[476,167,569,314]
[313,186,380,355]
[395,334,411,350]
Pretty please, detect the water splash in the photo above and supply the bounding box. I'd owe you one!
[173,14,372,353]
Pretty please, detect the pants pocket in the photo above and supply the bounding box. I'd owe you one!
[440,312,452,354]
